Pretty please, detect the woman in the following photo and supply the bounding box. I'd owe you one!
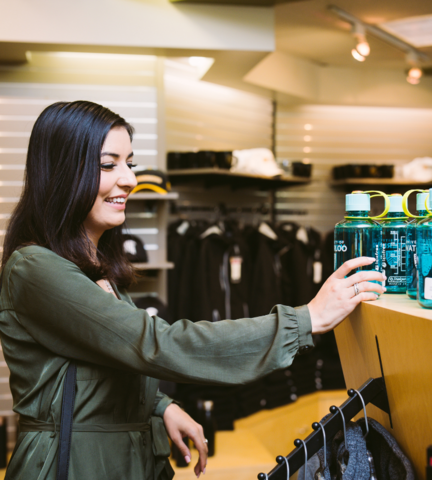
[0,101,385,480]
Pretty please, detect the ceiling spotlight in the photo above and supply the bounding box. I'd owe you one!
[351,48,366,62]
[405,52,423,85]
[352,22,370,58]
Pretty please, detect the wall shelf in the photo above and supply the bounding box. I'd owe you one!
[167,169,310,189]
[129,192,179,200]
[331,178,432,188]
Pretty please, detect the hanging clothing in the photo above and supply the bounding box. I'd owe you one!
[298,417,415,480]
[357,418,415,480]
[278,224,323,307]
[0,245,313,480]
[245,223,286,317]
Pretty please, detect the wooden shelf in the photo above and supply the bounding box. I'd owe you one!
[128,192,179,200]
[132,262,174,270]
[167,169,310,189]
[331,178,432,187]
[335,294,432,480]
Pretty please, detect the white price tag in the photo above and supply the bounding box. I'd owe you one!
[313,262,322,284]
[230,256,242,283]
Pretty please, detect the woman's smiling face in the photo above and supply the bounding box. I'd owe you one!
[83,126,137,246]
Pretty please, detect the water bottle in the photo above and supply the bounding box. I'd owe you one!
[417,188,432,308]
[381,194,408,293]
[405,191,428,299]
[334,192,382,281]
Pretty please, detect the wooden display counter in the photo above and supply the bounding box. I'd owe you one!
[335,294,432,480]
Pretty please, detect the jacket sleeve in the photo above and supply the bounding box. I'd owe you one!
[6,250,314,386]
[152,391,174,418]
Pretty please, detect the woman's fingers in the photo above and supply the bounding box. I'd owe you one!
[344,270,386,287]
[188,425,208,478]
[171,433,192,466]
[333,257,376,279]
[345,281,385,298]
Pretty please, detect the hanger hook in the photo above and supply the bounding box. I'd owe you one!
[294,439,307,480]
[331,406,346,445]
[283,456,290,479]
[351,388,369,438]
[312,421,327,469]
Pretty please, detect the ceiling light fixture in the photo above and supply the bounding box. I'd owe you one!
[329,5,430,75]
[352,23,370,58]
[405,51,423,85]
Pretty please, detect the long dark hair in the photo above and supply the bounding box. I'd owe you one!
[1,100,136,288]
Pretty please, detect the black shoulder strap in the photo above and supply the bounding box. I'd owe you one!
[56,363,77,480]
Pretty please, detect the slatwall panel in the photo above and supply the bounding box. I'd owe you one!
[0,53,161,447]
[165,60,274,211]
[275,104,432,233]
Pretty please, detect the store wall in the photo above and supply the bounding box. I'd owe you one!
[165,59,275,213]
[275,104,432,233]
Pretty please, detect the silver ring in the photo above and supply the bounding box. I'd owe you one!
[353,283,360,296]
[204,439,208,444]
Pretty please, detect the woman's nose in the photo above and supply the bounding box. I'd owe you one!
[117,164,137,190]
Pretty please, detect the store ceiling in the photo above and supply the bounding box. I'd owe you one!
[1,0,432,105]
[275,0,432,68]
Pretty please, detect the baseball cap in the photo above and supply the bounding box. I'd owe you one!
[131,169,171,195]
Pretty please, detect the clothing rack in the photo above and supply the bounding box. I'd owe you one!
[170,201,308,218]
[257,376,391,480]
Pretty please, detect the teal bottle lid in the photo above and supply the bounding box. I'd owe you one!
[346,193,370,211]
[388,194,403,213]
[417,192,429,212]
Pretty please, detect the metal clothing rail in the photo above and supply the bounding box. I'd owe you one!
[257,377,391,480]
[170,202,308,217]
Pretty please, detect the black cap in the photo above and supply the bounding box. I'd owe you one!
[122,234,148,263]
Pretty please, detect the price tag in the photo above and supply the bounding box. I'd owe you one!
[230,256,242,283]
[313,261,322,284]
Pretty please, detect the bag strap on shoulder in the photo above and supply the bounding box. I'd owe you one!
[56,363,77,480]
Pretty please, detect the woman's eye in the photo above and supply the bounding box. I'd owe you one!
[128,163,137,169]
[101,164,115,170]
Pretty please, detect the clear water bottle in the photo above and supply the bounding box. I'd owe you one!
[381,194,409,293]
[334,192,382,281]
[417,188,432,308]
[406,192,428,299]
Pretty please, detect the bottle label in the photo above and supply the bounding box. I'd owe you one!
[425,278,432,300]
[382,228,406,287]
[334,227,381,275]
[406,228,417,291]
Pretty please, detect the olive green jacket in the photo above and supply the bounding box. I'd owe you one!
[0,246,313,480]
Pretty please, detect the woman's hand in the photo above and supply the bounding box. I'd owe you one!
[307,257,386,335]
[163,403,208,478]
